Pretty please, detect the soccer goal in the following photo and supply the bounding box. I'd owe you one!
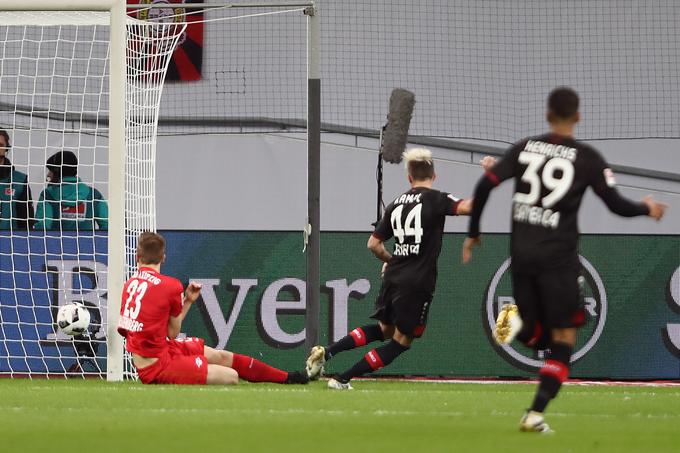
[0,1,185,380]
[0,0,320,381]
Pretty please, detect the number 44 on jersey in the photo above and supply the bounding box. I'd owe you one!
[391,203,423,256]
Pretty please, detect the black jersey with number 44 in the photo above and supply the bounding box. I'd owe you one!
[471,133,648,267]
[373,187,462,292]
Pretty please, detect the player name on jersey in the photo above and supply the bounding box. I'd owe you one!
[118,316,144,332]
[513,202,560,229]
[394,243,420,256]
[394,192,422,205]
[524,140,577,161]
[131,269,162,285]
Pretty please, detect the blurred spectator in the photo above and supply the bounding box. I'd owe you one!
[34,151,108,231]
[0,129,34,230]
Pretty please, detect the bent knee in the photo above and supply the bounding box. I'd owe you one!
[204,347,233,367]
[223,371,239,385]
[392,328,413,347]
[217,350,234,367]
[551,328,577,346]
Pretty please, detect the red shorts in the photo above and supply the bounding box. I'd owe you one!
[136,337,208,385]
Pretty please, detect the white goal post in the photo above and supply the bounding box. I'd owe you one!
[0,1,184,381]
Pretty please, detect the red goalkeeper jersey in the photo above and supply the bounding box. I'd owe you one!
[117,267,184,358]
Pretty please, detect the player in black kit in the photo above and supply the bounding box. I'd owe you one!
[463,87,668,432]
[305,148,493,390]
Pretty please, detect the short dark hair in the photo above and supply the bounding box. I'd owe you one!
[408,160,435,180]
[46,150,78,178]
[137,231,165,265]
[548,87,579,121]
[0,129,10,148]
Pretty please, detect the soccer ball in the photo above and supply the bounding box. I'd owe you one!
[56,303,91,336]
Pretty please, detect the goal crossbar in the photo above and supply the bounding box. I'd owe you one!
[125,2,314,10]
[0,1,123,11]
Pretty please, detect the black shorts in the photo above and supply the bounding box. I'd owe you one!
[511,263,586,330]
[370,281,433,337]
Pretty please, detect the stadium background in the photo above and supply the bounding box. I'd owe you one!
[0,0,678,378]
[152,0,679,379]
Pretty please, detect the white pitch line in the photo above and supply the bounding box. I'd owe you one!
[10,380,680,396]
[352,377,680,388]
[4,405,680,420]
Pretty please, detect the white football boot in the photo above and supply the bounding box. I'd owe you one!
[327,377,353,390]
[493,304,523,345]
[305,345,326,380]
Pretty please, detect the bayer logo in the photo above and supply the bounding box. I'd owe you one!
[139,0,188,48]
[483,256,607,370]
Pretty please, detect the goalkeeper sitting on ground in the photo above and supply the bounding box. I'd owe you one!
[34,150,108,231]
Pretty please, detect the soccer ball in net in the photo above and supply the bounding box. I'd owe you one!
[56,303,91,336]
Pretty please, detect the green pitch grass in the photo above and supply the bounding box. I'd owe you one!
[0,379,678,453]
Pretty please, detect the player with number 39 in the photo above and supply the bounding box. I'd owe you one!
[463,87,668,432]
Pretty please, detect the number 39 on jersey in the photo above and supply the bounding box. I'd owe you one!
[512,149,576,229]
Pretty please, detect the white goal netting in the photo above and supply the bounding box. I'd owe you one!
[0,10,184,378]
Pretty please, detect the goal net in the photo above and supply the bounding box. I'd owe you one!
[320,0,680,144]
[0,6,184,378]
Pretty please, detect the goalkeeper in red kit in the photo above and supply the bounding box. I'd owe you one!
[117,231,309,385]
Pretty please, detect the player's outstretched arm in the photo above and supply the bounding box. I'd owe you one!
[454,156,498,217]
[594,183,668,219]
[462,236,481,264]
[590,155,668,220]
[480,155,497,171]
[456,199,473,215]
[168,281,202,339]
[463,175,496,263]
[463,147,520,262]
[643,195,668,221]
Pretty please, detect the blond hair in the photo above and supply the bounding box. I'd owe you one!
[402,147,434,180]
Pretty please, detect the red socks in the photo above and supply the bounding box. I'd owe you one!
[230,353,288,383]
